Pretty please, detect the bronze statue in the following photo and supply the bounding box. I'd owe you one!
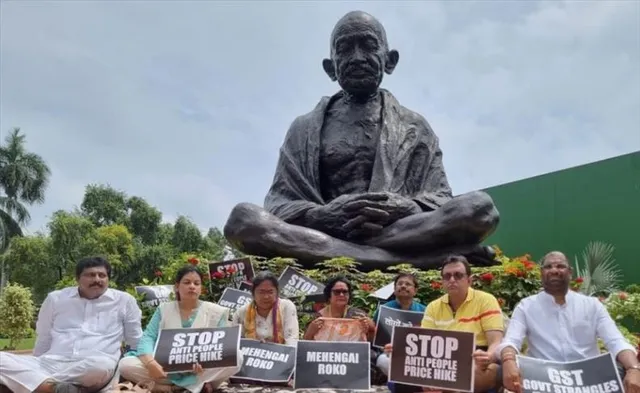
[224,11,500,270]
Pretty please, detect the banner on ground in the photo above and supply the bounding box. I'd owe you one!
[153,326,241,373]
[134,285,174,307]
[389,326,475,392]
[517,353,623,393]
[232,339,296,383]
[208,257,255,288]
[294,340,371,391]
[277,266,324,299]
[313,318,367,342]
[218,288,253,317]
[373,305,424,348]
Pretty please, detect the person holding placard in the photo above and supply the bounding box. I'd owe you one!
[497,251,640,393]
[0,256,143,393]
[303,276,376,342]
[118,266,242,393]
[384,255,505,392]
[231,271,300,346]
[374,273,427,378]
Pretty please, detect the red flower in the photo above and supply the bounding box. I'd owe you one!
[480,272,494,282]
[226,266,237,274]
[212,271,224,279]
[516,270,525,278]
[312,302,324,312]
[187,257,199,266]
[430,281,442,290]
[154,271,163,277]
[574,277,584,284]
[360,283,373,292]
[618,292,629,301]
[523,261,536,271]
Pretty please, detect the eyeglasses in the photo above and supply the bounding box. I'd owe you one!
[442,272,466,281]
[331,289,349,296]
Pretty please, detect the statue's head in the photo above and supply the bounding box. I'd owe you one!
[323,11,399,97]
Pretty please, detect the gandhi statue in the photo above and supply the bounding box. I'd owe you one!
[224,11,500,271]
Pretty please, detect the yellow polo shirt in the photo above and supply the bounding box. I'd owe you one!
[421,288,503,347]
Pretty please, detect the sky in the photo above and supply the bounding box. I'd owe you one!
[1,0,639,235]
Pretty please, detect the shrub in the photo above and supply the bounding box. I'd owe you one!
[0,283,36,350]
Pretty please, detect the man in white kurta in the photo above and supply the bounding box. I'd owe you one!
[0,256,143,393]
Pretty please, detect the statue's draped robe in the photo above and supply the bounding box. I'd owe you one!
[264,89,453,225]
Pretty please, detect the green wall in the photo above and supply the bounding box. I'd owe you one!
[483,151,640,287]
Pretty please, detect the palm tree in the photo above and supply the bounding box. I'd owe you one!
[574,241,622,296]
[0,127,51,288]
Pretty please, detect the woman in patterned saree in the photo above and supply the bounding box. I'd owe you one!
[303,276,376,342]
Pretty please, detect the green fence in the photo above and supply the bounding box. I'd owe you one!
[483,151,640,287]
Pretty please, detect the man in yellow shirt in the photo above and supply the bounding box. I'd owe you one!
[385,255,504,392]
[422,255,504,392]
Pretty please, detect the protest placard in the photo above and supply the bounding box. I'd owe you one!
[217,288,253,317]
[373,305,424,348]
[153,326,241,373]
[313,318,367,342]
[232,339,296,383]
[238,281,252,293]
[208,257,255,288]
[134,285,174,307]
[517,353,624,393]
[294,340,371,391]
[277,266,324,298]
[389,326,475,392]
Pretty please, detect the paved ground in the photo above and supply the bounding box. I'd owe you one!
[222,383,391,393]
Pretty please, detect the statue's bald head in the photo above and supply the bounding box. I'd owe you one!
[322,11,399,97]
[330,11,389,54]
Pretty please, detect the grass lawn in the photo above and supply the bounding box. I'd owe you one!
[0,337,35,351]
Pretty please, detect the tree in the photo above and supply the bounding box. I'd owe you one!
[171,216,203,253]
[0,127,51,289]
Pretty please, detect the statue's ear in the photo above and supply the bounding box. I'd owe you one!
[384,49,399,75]
[323,58,337,81]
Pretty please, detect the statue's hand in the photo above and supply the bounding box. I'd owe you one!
[343,192,421,239]
[307,193,390,239]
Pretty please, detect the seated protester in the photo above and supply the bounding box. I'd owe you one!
[0,256,143,393]
[232,271,299,346]
[374,273,427,378]
[384,255,504,393]
[498,251,640,393]
[303,276,375,342]
[119,266,241,393]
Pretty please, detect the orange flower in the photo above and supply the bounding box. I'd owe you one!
[618,292,629,301]
[430,281,442,290]
[523,261,536,271]
[497,298,506,307]
[187,257,199,266]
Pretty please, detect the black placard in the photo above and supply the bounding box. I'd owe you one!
[208,257,255,288]
[134,285,174,307]
[218,288,253,317]
[373,305,424,348]
[389,326,476,392]
[517,353,623,393]
[233,339,296,383]
[294,340,371,391]
[153,326,241,373]
[277,266,324,298]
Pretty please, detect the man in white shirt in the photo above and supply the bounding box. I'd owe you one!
[497,251,640,393]
[0,256,143,393]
